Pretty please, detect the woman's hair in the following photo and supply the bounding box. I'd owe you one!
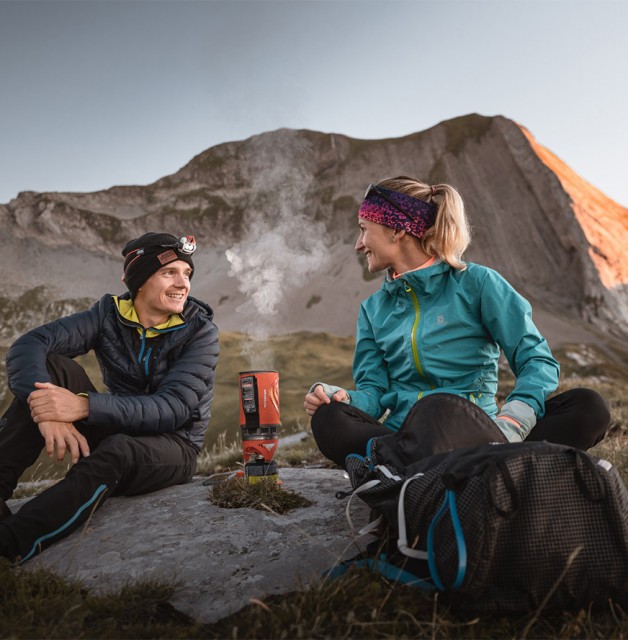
[377,176,471,271]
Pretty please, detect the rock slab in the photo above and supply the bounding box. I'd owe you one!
[9,468,369,623]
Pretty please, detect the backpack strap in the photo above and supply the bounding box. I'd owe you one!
[397,472,429,560]
[396,473,467,591]
[324,556,437,591]
[344,477,382,535]
[572,449,607,503]
[344,464,403,536]
[427,490,467,590]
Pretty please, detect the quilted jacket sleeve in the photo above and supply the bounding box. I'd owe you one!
[6,301,103,401]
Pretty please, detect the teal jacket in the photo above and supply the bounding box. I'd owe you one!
[346,260,559,437]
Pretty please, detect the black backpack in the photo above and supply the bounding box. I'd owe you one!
[333,438,628,614]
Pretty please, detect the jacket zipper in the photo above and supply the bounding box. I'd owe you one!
[404,281,426,379]
[136,328,152,390]
[403,280,434,396]
[142,325,188,391]
[116,304,189,391]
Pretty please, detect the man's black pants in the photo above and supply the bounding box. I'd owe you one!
[312,389,611,468]
[0,355,197,562]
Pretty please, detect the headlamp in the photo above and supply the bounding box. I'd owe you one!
[158,235,197,255]
[176,236,197,255]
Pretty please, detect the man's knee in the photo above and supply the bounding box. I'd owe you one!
[61,433,138,493]
[95,433,137,458]
[79,433,138,478]
[45,354,94,393]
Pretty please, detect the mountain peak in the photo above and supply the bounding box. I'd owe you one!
[519,124,628,290]
[0,114,626,345]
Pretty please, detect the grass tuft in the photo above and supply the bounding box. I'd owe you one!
[208,477,312,514]
[0,560,202,639]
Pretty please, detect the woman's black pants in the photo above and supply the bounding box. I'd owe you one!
[0,355,198,563]
[311,389,610,468]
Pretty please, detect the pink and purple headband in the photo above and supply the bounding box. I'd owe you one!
[359,184,437,238]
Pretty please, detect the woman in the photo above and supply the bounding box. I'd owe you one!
[304,177,610,467]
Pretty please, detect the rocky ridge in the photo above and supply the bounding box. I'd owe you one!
[0,114,626,345]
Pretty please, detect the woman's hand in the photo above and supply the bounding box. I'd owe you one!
[304,384,349,416]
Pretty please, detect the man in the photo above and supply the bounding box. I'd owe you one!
[0,232,219,562]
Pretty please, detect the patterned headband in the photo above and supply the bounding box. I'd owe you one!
[358,184,437,238]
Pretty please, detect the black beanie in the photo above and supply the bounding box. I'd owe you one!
[122,232,196,298]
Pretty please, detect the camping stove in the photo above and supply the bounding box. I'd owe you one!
[238,370,280,483]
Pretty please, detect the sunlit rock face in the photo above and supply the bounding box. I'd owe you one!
[520,124,628,325]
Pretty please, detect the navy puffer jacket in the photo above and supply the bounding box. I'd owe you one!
[6,293,219,449]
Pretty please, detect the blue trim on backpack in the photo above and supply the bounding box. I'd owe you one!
[373,555,437,589]
[326,488,468,592]
[324,556,437,591]
[365,437,378,470]
[346,437,380,469]
[427,489,467,590]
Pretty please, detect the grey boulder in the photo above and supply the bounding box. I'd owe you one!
[10,468,370,623]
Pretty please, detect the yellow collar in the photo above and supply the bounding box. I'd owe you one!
[114,297,185,337]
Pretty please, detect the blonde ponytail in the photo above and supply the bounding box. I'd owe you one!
[377,177,470,270]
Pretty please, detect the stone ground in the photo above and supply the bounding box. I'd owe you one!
[8,468,371,624]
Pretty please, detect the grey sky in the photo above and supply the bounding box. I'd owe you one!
[1,0,626,206]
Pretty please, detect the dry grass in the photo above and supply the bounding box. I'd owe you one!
[204,569,628,639]
[2,558,628,639]
[195,430,244,476]
[0,560,202,639]
[208,476,312,513]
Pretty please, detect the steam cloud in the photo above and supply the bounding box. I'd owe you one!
[225,131,329,369]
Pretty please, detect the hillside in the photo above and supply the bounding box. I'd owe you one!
[8,331,628,478]
[0,114,626,356]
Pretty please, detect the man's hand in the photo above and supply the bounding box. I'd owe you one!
[304,384,349,416]
[38,420,90,464]
[28,382,89,424]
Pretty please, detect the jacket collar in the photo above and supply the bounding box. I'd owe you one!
[113,296,186,337]
[381,258,452,296]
